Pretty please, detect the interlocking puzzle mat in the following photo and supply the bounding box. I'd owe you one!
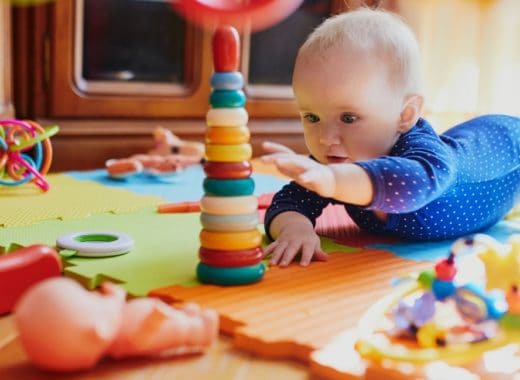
[0,208,351,296]
[0,174,165,227]
[150,250,432,362]
[66,165,289,202]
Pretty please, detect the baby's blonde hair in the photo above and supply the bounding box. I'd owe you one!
[297,8,422,96]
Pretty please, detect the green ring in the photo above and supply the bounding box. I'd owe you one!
[210,90,246,108]
[203,177,255,196]
[197,262,265,285]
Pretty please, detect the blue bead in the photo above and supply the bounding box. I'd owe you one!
[211,72,244,90]
[203,178,255,196]
[432,279,456,301]
[197,262,265,285]
[210,90,246,108]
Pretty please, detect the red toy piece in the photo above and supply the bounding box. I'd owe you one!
[212,26,240,72]
[199,246,263,267]
[434,252,457,281]
[0,244,62,315]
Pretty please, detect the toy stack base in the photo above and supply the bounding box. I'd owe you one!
[197,25,264,286]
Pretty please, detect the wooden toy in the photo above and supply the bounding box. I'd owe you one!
[0,244,62,315]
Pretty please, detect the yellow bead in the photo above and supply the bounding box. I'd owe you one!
[200,229,262,250]
[200,195,257,215]
[205,143,252,162]
[416,323,443,348]
[205,126,250,145]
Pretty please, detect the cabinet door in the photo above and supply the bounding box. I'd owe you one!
[0,1,14,118]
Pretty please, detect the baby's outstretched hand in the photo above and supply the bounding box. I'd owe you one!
[263,221,328,267]
[261,141,336,197]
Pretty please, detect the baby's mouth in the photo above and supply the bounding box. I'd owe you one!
[326,155,349,163]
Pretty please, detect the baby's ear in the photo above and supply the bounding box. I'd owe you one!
[398,94,423,133]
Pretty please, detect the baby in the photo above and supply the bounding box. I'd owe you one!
[262,8,520,267]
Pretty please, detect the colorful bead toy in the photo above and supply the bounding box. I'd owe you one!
[197,25,265,286]
[0,119,59,192]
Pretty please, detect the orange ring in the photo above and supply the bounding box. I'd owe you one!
[25,120,53,175]
[200,229,262,250]
[205,126,250,145]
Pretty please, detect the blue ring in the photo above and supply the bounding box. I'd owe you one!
[211,72,244,90]
[203,177,255,196]
[0,154,36,186]
[210,90,246,108]
[197,262,265,285]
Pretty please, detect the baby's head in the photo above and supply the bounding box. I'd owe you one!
[293,8,424,163]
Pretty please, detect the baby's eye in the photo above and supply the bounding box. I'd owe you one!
[340,113,357,124]
[303,113,320,123]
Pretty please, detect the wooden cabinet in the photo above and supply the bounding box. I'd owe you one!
[0,2,14,119]
[11,0,379,171]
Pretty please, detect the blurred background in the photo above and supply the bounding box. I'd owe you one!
[1,0,519,171]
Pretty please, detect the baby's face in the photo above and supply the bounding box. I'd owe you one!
[293,47,406,164]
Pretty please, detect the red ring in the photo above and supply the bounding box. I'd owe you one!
[171,0,303,32]
[199,246,263,267]
[203,160,252,179]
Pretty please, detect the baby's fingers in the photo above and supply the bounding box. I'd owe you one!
[262,141,295,154]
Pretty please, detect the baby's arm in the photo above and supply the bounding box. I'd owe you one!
[262,142,374,206]
[264,211,328,267]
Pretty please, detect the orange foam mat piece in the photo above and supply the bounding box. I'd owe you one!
[150,250,431,363]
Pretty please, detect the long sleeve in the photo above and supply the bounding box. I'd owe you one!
[356,119,456,213]
[264,182,330,241]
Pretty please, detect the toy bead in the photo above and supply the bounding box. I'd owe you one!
[205,143,252,162]
[203,160,252,179]
[432,279,457,301]
[203,177,254,197]
[434,253,457,281]
[506,285,520,315]
[200,212,259,232]
[210,89,246,108]
[206,108,248,128]
[198,247,263,267]
[210,72,244,90]
[196,262,265,286]
[416,323,444,348]
[200,195,257,215]
[206,126,250,145]
[417,269,435,289]
[200,229,262,251]
[410,291,436,327]
[212,26,240,72]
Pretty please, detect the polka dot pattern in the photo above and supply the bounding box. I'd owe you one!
[265,115,520,241]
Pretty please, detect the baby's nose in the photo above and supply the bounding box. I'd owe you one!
[319,124,341,145]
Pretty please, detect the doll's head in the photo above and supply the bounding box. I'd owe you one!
[293,8,424,163]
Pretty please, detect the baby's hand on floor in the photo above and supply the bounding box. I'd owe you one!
[261,141,336,197]
[263,223,328,267]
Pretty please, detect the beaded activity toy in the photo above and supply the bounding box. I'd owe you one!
[196,25,265,286]
[0,119,59,192]
[350,234,520,378]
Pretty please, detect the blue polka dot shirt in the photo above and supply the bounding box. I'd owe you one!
[265,115,520,241]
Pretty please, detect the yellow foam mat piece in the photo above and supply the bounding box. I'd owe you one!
[0,174,166,227]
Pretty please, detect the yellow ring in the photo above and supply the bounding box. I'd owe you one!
[200,195,257,215]
[205,126,250,145]
[206,107,248,127]
[200,229,262,250]
[205,143,252,162]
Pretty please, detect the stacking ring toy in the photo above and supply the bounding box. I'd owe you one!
[200,212,259,232]
[205,143,252,162]
[203,160,252,179]
[171,0,303,32]
[206,108,248,127]
[210,90,246,108]
[56,231,134,257]
[203,177,254,196]
[200,229,262,250]
[197,262,265,285]
[199,247,263,267]
[210,72,244,90]
[201,195,257,215]
[206,126,250,145]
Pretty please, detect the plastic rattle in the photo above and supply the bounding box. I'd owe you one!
[0,119,59,192]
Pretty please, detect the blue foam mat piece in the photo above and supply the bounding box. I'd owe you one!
[66,166,289,202]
